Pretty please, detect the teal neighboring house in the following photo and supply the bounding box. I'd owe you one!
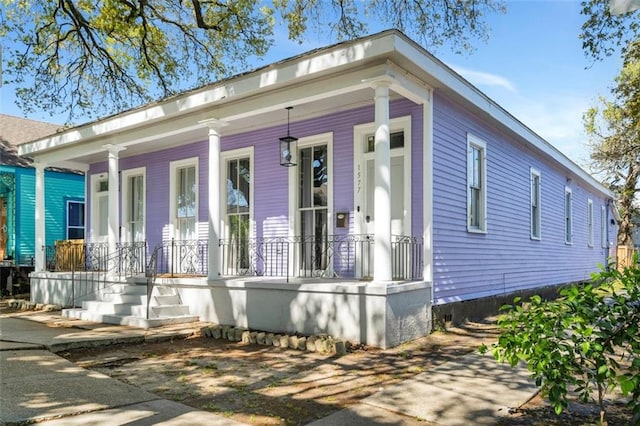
[0,114,85,267]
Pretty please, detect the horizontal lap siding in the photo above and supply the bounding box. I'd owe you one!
[13,168,84,261]
[89,141,208,251]
[432,93,611,305]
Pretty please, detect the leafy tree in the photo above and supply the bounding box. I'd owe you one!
[0,0,505,122]
[580,0,640,61]
[584,40,640,246]
[482,263,640,425]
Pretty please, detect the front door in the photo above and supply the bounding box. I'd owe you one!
[354,117,412,279]
[364,153,406,237]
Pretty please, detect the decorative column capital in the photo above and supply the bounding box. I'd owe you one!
[33,161,48,171]
[103,144,126,157]
[199,118,229,134]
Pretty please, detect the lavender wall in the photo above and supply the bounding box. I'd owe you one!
[431,93,614,305]
[87,99,422,247]
[86,91,613,307]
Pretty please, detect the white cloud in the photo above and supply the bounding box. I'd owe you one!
[451,65,518,93]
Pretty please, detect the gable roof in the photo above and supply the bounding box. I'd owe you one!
[0,114,63,168]
[0,114,60,146]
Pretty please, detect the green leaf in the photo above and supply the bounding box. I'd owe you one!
[581,342,590,353]
[620,377,635,395]
[554,403,563,415]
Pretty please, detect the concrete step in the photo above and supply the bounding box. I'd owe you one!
[154,294,180,305]
[62,308,199,328]
[100,293,147,304]
[82,301,147,316]
[151,304,190,317]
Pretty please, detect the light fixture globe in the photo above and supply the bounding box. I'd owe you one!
[279,107,297,167]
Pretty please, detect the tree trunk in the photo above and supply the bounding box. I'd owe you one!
[616,161,640,246]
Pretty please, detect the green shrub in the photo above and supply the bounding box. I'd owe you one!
[481,262,640,425]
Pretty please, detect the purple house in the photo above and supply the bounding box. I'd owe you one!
[20,30,615,348]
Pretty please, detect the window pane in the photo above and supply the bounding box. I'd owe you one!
[177,166,196,218]
[390,131,404,149]
[239,157,250,212]
[313,145,328,207]
[470,187,481,228]
[99,196,109,237]
[68,202,84,227]
[299,148,312,208]
[227,159,250,214]
[68,228,84,239]
[471,147,481,188]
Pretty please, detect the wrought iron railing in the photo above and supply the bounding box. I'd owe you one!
[219,234,424,280]
[149,238,209,277]
[47,235,422,282]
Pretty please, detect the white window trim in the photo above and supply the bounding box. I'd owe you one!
[601,204,607,248]
[90,173,108,242]
[169,157,199,240]
[121,167,146,243]
[530,167,541,240]
[565,186,573,245]
[220,147,255,242]
[289,132,334,274]
[352,115,412,237]
[66,200,85,240]
[587,198,594,247]
[467,134,487,233]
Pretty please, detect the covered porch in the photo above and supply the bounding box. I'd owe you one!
[21,31,436,347]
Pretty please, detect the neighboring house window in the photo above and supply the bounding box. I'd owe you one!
[170,158,198,241]
[601,204,607,248]
[467,135,487,233]
[122,168,145,242]
[587,199,594,247]
[530,168,541,240]
[565,187,573,244]
[67,201,85,239]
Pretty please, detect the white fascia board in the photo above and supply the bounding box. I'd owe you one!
[18,33,398,159]
[392,35,612,199]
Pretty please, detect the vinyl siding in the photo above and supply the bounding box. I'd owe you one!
[11,167,84,262]
[432,93,612,305]
[84,92,614,306]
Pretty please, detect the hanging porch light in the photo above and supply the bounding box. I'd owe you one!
[279,106,297,167]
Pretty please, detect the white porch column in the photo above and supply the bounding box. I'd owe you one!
[104,145,125,260]
[200,119,228,280]
[374,82,392,282]
[423,91,434,286]
[34,162,47,272]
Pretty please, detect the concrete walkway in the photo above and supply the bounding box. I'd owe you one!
[0,309,538,425]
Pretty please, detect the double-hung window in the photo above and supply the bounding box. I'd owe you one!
[587,199,594,247]
[530,168,541,240]
[565,187,573,244]
[67,201,85,239]
[467,135,487,233]
[601,205,607,248]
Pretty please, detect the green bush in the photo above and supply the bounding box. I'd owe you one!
[481,263,640,425]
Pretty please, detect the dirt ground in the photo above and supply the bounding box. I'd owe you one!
[51,318,635,426]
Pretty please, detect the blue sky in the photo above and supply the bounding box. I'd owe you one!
[0,1,624,169]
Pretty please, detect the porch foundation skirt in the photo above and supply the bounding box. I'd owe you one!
[29,273,433,349]
[172,277,433,349]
